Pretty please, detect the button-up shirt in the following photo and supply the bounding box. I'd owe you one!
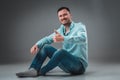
[36,21,88,69]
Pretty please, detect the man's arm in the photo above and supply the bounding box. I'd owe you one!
[64,24,87,44]
[30,28,62,55]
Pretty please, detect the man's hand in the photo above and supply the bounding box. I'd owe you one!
[30,45,39,55]
[53,30,64,42]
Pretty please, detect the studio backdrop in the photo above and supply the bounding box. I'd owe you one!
[0,0,120,64]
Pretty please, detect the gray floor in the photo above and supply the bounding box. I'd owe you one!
[0,62,120,80]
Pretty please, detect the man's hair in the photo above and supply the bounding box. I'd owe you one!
[57,7,71,13]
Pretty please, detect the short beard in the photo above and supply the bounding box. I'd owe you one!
[63,21,71,27]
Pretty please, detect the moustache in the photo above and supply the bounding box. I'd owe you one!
[62,18,67,21]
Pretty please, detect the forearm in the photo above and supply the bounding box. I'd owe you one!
[36,36,53,49]
[64,32,87,44]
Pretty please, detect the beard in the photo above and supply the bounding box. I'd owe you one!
[61,19,71,25]
[62,21,71,27]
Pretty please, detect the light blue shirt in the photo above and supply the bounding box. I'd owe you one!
[36,22,88,69]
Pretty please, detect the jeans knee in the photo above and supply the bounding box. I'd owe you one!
[39,45,51,54]
[42,45,51,51]
[57,49,68,55]
[58,49,66,52]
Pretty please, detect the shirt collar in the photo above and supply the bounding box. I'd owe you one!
[61,21,74,35]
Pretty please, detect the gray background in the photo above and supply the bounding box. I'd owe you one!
[0,0,120,64]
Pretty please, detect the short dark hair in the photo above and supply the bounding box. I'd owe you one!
[57,7,71,13]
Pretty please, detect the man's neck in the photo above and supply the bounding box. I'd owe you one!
[64,22,71,33]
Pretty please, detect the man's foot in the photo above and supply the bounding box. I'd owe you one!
[16,69,39,77]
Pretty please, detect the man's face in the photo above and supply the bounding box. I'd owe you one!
[58,9,72,25]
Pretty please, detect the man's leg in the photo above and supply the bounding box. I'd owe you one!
[29,45,57,71]
[40,49,85,75]
[16,45,57,77]
[58,51,85,75]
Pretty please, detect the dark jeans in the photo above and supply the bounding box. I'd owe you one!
[29,45,85,75]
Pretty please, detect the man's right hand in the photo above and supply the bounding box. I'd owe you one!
[30,45,39,55]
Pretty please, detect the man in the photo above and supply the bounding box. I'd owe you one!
[16,7,88,77]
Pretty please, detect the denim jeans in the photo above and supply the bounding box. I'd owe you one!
[29,45,85,75]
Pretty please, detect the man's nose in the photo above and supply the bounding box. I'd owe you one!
[61,16,65,20]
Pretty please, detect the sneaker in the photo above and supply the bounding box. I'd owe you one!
[16,69,39,77]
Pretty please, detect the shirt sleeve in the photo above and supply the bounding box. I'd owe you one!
[64,24,87,44]
[35,28,61,49]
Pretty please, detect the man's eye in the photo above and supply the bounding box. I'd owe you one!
[59,15,62,17]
